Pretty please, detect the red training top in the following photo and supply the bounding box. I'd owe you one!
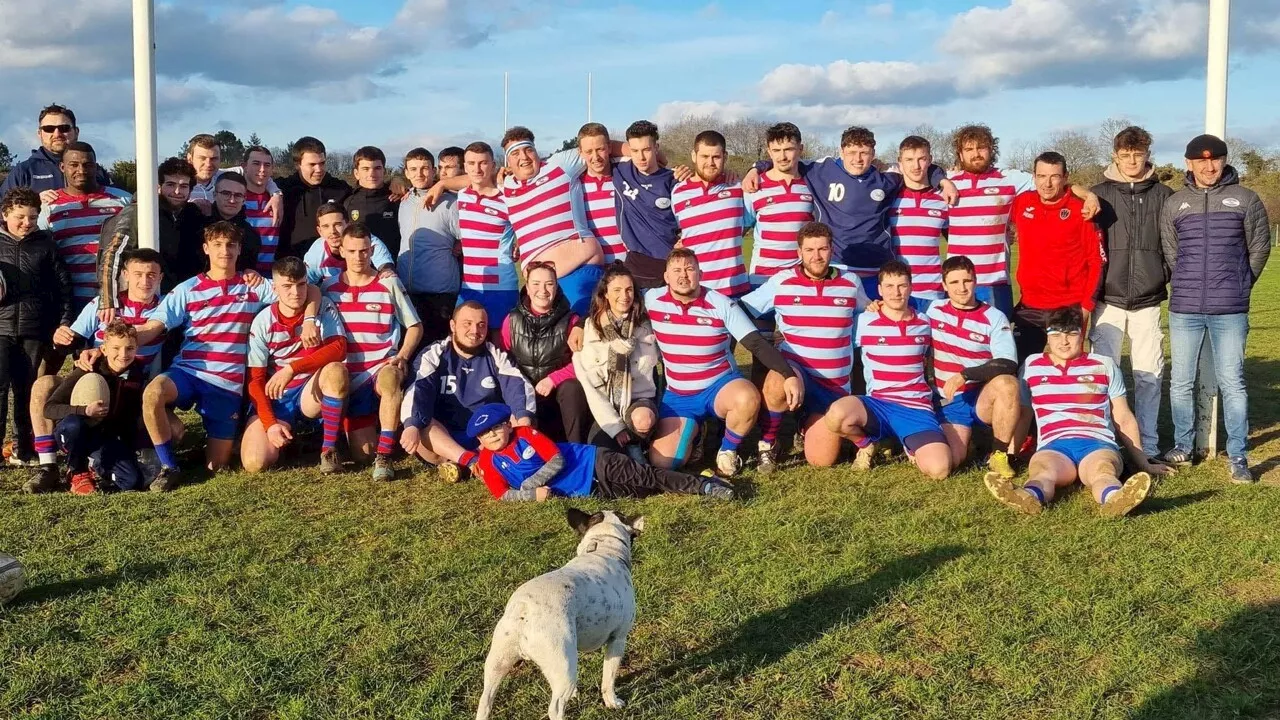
[1010,191,1105,312]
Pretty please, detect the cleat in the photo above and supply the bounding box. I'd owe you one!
[984,472,1042,515]
[987,450,1016,479]
[1100,472,1153,517]
[853,442,877,471]
[715,449,741,478]
[372,454,395,482]
[438,460,463,484]
[149,467,180,493]
[756,441,778,476]
[68,471,98,496]
[318,449,341,474]
[23,465,60,494]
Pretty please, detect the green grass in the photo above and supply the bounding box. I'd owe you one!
[4,264,1280,719]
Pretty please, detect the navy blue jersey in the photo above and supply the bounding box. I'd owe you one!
[613,162,680,260]
[401,340,536,430]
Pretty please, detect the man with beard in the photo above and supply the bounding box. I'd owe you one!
[280,136,352,258]
[671,130,751,298]
[1,105,110,195]
[744,122,813,287]
[398,147,461,343]
[741,222,867,473]
[400,301,536,483]
[578,123,628,264]
[948,124,1099,317]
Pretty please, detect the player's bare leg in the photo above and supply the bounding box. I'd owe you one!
[712,378,761,478]
[823,396,876,470]
[976,375,1024,477]
[23,375,64,492]
[801,414,842,467]
[1080,448,1151,517]
[650,417,697,470]
[758,369,793,475]
[985,449,1076,515]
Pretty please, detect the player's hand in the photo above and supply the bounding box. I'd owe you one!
[723,170,741,186]
[85,400,109,419]
[496,167,512,185]
[53,325,77,347]
[1144,460,1175,477]
[267,193,283,227]
[191,198,212,216]
[388,176,409,203]
[783,375,804,412]
[616,430,633,446]
[864,299,884,314]
[242,269,264,288]
[941,373,966,402]
[377,266,397,280]
[567,326,585,353]
[400,425,420,455]
[421,182,445,209]
[266,366,294,399]
[673,165,694,183]
[535,377,554,397]
[96,305,116,324]
[40,189,59,207]
[940,178,960,207]
[513,415,533,427]
[741,168,761,193]
[387,356,409,374]
[76,348,102,371]
[1081,191,1101,220]
[267,423,293,449]
[535,486,552,502]
[300,319,320,348]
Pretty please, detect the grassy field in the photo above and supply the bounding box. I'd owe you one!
[3,263,1280,720]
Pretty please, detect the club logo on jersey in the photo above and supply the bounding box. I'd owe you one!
[877,337,887,344]
[800,194,812,201]
[696,317,713,325]
[365,303,383,312]
[928,209,943,217]
[481,376,497,389]
[99,208,115,215]
[1223,197,1241,207]
[663,313,671,322]
[835,297,849,306]
[655,197,671,209]
[765,197,774,205]
[534,176,550,187]
[350,210,361,220]
[984,187,1001,195]
[1082,375,1095,383]
[870,189,886,202]
[484,207,499,216]
[792,296,802,304]
[969,332,985,342]
[717,190,733,199]
[1059,208,1071,220]
[1023,207,1035,219]
[521,446,536,460]
[914,337,925,344]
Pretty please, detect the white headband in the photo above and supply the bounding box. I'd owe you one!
[505,140,535,159]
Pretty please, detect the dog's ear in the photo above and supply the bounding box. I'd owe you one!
[566,508,606,536]
[629,516,646,535]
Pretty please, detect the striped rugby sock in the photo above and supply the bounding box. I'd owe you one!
[320,396,343,452]
[760,411,783,446]
[719,429,744,453]
[34,435,56,465]
[376,429,395,457]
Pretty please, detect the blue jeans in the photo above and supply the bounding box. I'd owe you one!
[1168,312,1249,458]
[54,415,144,490]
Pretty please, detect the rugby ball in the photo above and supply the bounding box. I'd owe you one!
[70,373,111,426]
[0,554,24,606]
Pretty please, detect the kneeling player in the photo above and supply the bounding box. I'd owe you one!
[242,257,349,474]
[822,261,952,480]
[984,306,1170,517]
[467,404,734,501]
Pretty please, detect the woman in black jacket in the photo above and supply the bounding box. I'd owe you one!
[0,187,73,465]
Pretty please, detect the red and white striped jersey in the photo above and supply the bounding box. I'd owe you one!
[69,294,165,366]
[322,274,420,391]
[41,187,131,303]
[671,180,749,297]
[244,191,279,275]
[247,297,345,390]
[150,274,278,393]
[890,188,949,301]
[856,310,934,411]
[582,173,626,263]
[1022,352,1126,446]
[644,286,757,395]
[947,168,1034,286]
[457,188,518,293]
[742,267,867,393]
[926,300,1016,396]
[502,150,590,267]
[744,175,813,286]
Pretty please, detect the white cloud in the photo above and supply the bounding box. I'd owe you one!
[866,2,894,19]
[653,100,926,136]
[760,60,958,105]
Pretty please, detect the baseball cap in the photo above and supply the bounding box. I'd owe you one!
[467,403,513,438]
[1184,134,1228,160]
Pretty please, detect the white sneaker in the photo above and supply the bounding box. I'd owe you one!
[853,442,877,471]
[715,449,741,478]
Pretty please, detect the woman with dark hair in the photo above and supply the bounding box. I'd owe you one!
[0,187,73,466]
[573,262,659,462]
[499,261,590,443]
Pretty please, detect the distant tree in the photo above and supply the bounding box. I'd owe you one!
[559,137,579,152]
[271,144,295,176]
[1095,117,1135,161]
[908,124,956,168]
[1240,150,1276,177]
[213,130,245,166]
[110,160,138,194]
[327,150,355,181]
[0,142,14,173]
[247,132,263,147]
[722,118,771,161]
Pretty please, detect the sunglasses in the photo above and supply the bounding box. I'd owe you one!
[40,124,73,134]
[526,260,557,273]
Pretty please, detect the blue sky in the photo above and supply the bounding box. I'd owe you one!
[1,0,1276,167]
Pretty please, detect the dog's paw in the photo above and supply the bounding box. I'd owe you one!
[602,695,626,710]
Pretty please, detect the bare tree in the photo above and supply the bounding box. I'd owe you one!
[1045,129,1105,174]
[907,124,956,168]
[1095,117,1135,160]
[1002,139,1040,173]
[722,118,772,161]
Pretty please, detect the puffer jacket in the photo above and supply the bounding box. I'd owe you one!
[508,293,573,384]
[0,227,74,337]
[1160,165,1271,315]
[1091,164,1174,311]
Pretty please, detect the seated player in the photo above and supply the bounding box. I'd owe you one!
[303,201,396,285]
[822,261,953,480]
[133,221,320,490]
[323,222,423,481]
[984,306,1170,517]
[241,256,350,474]
[400,301,536,482]
[466,403,734,502]
[25,249,169,492]
[646,249,801,477]
[741,221,868,472]
[41,321,150,494]
[928,256,1028,477]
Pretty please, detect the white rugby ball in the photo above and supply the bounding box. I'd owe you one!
[0,554,24,606]
[70,373,111,425]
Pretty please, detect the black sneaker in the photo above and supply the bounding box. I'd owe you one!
[1228,456,1255,485]
[1159,447,1194,467]
[23,464,60,494]
[700,479,736,500]
[149,467,180,493]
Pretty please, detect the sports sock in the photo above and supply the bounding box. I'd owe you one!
[1024,484,1046,504]
[1100,484,1121,504]
[155,441,179,470]
[459,450,478,467]
[719,428,743,453]
[376,429,395,457]
[34,435,56,466]
[320,396,343,452]
[760,411,783,446]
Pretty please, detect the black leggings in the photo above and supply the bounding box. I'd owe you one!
[591,446,704,499]
[0,337,47,454]
[536,378,591,444]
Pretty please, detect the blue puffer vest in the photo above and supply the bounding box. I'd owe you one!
[1166,166,1254,315]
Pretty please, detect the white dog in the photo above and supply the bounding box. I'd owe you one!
[476,509,645,720]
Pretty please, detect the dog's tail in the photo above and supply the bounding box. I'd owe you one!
[476,613,522,720]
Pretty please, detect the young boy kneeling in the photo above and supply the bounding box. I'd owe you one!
[466,403,735,502]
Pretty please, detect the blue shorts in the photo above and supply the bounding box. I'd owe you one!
[659,372,742,422]
[167,368,242,441]
[347,383,378,420]
[859,395,945,452]
[251,382,312,427]
[938,387,990,430]
[802,374,845,416]
[558,263,605,317]
[1040,438,1120,466]
[975,284,1014,318]
[458,287,518,326]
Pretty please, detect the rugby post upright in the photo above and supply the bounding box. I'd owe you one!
[1195,0,1230,459]
[132,0,159,251]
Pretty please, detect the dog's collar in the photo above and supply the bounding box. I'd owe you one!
[587,534,633,571]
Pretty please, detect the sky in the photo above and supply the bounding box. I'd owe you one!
[1,0,1277,168]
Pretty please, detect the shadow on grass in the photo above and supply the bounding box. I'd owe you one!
[1136,489,1220,515]
[1131,600,1280,720]
[10,563,170,606]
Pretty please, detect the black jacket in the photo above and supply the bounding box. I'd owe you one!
[508,294,574,385]
[97,199,208,303]
[201,210,263,277]
[0,228,74,337]
[1091,164,1175,311]
[345,185,402,257]
[44,358,149,447]
[279,172,351,258]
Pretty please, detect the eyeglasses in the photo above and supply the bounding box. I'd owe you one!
[216,190,246,201]
[479,425,506,438]
[40,124,73,134]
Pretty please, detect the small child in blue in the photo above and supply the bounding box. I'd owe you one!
[466,403,734,502]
